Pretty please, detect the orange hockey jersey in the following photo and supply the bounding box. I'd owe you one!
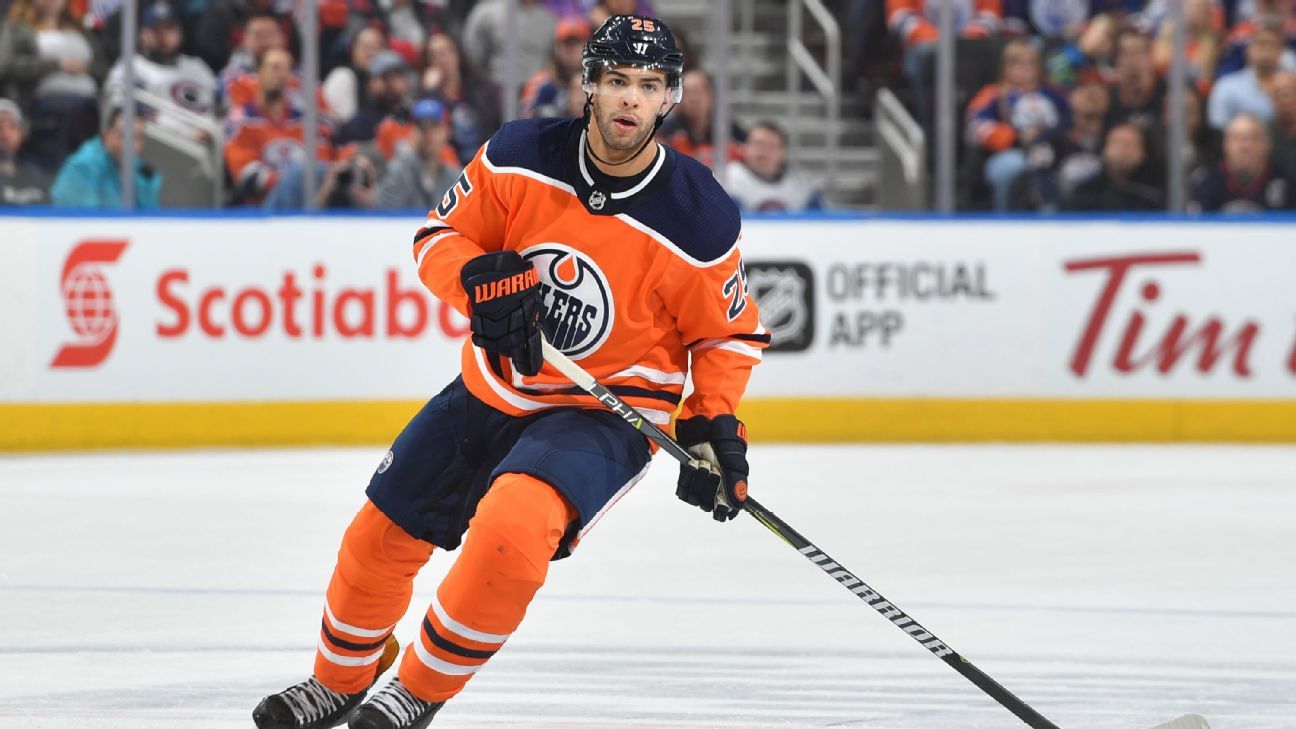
[413,118,768,427]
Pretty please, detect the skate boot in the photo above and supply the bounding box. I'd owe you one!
[253,635,400,729]
[348,677,445,729]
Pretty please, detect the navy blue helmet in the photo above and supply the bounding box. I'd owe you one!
[582,15,684,103]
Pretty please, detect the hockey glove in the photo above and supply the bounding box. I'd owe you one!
[460,251,544,376]
[675,414,749,522]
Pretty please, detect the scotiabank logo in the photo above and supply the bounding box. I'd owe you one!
[155,264,466,340]
[52,239,128,368]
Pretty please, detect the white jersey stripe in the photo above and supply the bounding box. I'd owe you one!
[415,231,461,271]
[412,635,484,676]
[472,346,672,424]
[691,338,764,361]
[316,637,387,667]
[614,214,738,269]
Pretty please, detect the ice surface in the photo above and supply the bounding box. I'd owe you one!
[1,444,1293,728]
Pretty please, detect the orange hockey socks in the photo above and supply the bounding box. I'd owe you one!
[397,473,576,702]
[314,500,435,694]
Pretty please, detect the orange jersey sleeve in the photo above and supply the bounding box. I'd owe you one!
[658,240,768,420]
[412,145,508,315]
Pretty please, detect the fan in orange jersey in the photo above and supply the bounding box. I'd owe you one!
[253,13,767,729]
[225,47,339,206]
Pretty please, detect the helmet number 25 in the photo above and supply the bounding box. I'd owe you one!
[630,18,656,32]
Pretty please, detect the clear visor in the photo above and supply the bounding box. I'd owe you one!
[582,60,682,104]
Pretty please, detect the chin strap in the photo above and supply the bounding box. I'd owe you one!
[583,97,672,168]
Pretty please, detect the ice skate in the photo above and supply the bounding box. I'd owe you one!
[253,636,400,729]
[348,677,445,729]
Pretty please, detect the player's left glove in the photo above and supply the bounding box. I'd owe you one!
[460,251,544,376]
[675,414,749,522]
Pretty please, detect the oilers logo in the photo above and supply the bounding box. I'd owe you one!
[522,244,614,359]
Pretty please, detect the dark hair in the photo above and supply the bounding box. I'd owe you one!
[750,120,787,145]
[1107,121,1147,152]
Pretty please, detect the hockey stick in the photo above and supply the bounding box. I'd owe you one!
[539,340,1209,729]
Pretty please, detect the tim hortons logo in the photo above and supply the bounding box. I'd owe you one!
[1064,251,1296,378]
[51,239,128,368]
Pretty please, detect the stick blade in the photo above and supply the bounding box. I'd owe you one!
[1147,715,1210,729]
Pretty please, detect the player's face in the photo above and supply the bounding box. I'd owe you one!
[590,66,669,152]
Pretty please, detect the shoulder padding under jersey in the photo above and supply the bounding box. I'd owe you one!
[481,117,573,182]
[622,148,742,266]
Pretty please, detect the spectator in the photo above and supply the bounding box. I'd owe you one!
[521,17,589,119]
[1066,122,1165,210]
[563,70,586,117]
[337,49,411,145]
[1191,112,1296,211]
[313,153,378,209]
[1014,82,1109,210]
[224,47,339,207]
[1209,17,1285,128]
[1046,13,1117,88]
[588,0,657,28]
[1213,0,1296,78]
[49,105,161,208]
[217,13,287,108]
[462,0,557,90]
[887,0,1003,125]
[196,0,299,75]
[659,69,745,167]
[966,39,1068,210]
[381,0,452,54]
[1106,28,1165,128]
[323,25,385,124]
[725,120,823,212]
[1151,0,1223,96]
[105,2,216,136]
[540,0,587,19]
[1004,0,1090,41]
[1270,70,1296,170]
[1151,85,1220,180]
[0,98,51,204]
[372,97,462,209]
[0,0,105,167]
[419,30,502,164]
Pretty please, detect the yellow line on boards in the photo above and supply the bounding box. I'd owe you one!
[2,399,1295,451]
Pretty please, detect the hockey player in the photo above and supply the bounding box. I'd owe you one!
[252,14,767,729]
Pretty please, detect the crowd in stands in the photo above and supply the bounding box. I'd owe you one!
[882,0,1296,212]
[0,0,821,212]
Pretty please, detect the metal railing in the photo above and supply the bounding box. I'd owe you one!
[785,0,840,200]
[875,88,926,210]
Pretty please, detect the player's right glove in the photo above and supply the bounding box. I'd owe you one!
[674,414,749,522]
[460,251,544,376]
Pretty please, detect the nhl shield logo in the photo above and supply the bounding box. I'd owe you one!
[746,261,815,352]
[588,190,607,210]
[522,244,614,359]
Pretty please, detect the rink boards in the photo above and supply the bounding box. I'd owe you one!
[2,214,1295,449]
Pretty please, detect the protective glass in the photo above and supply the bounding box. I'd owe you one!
[582,61,683,103]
